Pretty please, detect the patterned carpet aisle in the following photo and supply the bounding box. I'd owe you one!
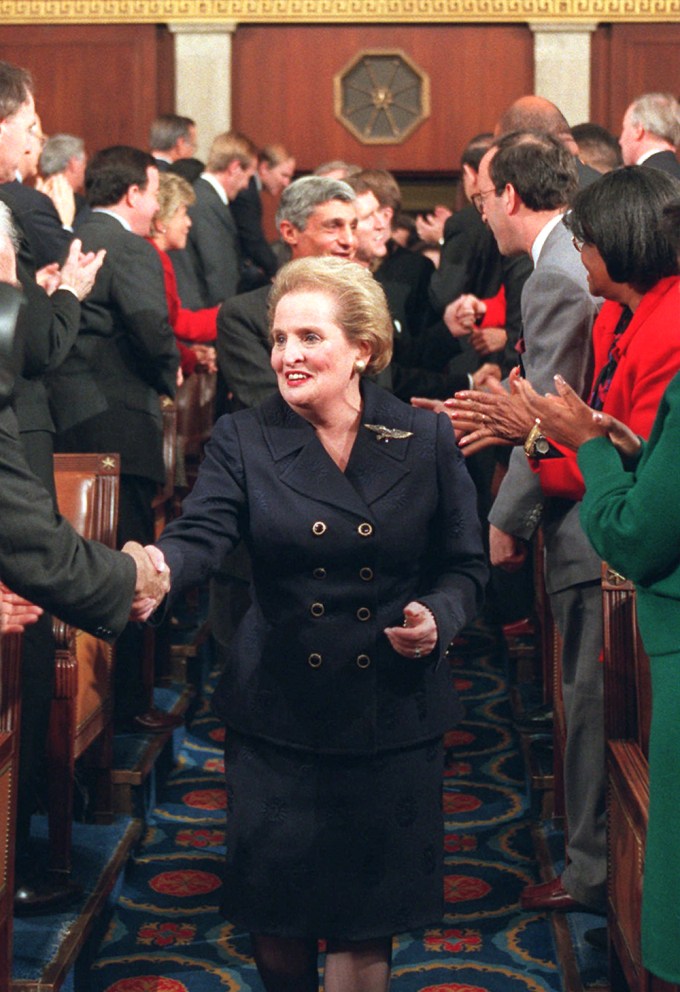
[90,626,564,992]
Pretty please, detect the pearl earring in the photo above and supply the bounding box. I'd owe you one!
[354,359,366,374]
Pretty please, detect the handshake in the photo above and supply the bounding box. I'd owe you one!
[122,542,171,622]
[0,544,171,638]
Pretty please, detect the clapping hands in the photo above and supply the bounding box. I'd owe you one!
[122,542,171,622]
[36,238,106,300]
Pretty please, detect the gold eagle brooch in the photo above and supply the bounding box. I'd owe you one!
[364,424,414,443]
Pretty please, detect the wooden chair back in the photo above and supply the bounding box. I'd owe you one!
[601,564,676,992]
[49,453,120,876]
[175,370,216,464]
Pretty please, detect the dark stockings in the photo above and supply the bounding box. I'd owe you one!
[251,934,319,992]
[250,933,393,992]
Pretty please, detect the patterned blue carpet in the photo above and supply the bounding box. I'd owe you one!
[88,626,577,992]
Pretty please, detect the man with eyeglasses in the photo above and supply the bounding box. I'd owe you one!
[469,130,604,916]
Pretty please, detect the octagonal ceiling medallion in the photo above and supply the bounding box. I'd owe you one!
[334,49,430,146]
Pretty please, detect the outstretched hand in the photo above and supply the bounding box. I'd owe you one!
[384,601,438,660]
[0,584,43,634]
[122,542,171,622]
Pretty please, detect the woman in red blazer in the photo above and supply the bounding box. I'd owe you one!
[534,166,680,499]
[147,172,218,376]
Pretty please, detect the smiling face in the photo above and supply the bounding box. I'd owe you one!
[353,190,389,265]
[270,289,370,419]
[163,201,192,251]
[128,165,160,236]
[281,199,358,260]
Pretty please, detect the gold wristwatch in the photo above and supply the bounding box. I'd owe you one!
[524,421,551,458]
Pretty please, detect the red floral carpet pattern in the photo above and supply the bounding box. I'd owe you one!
[90,625,565,991]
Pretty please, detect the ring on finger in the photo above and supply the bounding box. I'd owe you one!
[414,647,421,658]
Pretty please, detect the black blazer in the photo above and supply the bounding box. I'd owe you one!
[158,380,487,754]
[0,402,135,640]
[185,176,242,306]
[217,283,277,409]
[643,150,680,179]
[230,175,278,279]
[0,179,72,268]
[47,211,179,484]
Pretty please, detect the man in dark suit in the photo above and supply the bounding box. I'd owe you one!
[149,113,197,173]
[49,145,180,734]
[0,61,120,914]
[619,92,680,178]
[0,113,72,268]
[0,263,169,914]
[230,143,295,288]
[477,132,604,914]
[175,131,257,308]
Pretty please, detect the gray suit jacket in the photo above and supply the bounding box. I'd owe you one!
[185,176,242,307]
[488,218,601,594]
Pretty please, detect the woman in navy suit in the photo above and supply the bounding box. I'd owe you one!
[155,256,486,992]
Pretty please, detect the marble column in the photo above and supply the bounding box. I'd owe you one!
[530,22,599,125]
[169,22,237,160]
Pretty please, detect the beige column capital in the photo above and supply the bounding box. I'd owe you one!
[529,22,599,126]
[169,22,238,160]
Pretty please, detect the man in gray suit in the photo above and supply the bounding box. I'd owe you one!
[177,131,257,308]
[478,132,605,913]
[619,92,680,179]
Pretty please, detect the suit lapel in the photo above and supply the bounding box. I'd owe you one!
[260,383,414,515]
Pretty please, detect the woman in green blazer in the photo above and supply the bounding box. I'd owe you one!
[517,356,680,984]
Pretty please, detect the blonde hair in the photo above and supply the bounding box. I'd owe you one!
[206,131,257,173]
[154,172,195,228]
[268,256,393,375]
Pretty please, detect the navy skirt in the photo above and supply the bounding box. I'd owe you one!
[221,730,445,940]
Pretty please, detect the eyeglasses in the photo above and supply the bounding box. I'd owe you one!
[472,187,498,215]
[571,236,592,253]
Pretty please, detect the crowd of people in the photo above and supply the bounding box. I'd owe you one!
[1,49,680,990]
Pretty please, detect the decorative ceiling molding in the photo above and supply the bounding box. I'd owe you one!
[0,0,679,23]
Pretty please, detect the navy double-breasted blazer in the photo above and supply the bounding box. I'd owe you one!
[158,380,487,754]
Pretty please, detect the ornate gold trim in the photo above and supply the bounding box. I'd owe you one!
[1,0,679,23]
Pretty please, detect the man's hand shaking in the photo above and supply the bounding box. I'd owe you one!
[122,542,170,622]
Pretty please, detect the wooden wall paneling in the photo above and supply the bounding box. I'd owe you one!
[0,25,168,156]
[156,25,176,117]
[603,24,680,138]
[589,25,613,130]
[231,24,534,176]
